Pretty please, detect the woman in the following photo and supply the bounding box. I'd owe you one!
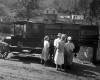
[64,36,75,70]
[54,34,66,71]
[41,35,50,66]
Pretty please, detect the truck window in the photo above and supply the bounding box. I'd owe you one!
[15,25,23,36]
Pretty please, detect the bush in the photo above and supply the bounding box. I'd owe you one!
[0,23,12,34]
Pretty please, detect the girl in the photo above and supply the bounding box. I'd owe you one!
[41,35,50,66]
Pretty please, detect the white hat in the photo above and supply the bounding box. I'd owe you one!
[44,35,49,40]
[61,34,66,40]
[67,36,72,41]
[57,33,62,37]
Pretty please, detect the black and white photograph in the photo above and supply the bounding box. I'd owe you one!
[0,0,100,80]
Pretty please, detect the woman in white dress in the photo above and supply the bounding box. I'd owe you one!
[54,34,66,70]
[41,36,50,66]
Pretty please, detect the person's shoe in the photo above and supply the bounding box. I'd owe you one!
[41,60,44,65]
[56,68,59,71]
[41,60,43,64]
[44,61,47,66]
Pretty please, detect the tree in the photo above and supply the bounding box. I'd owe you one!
[77,0,93,23]
[16,0,39,20]
[77,0,93,12]
[0,7,8,16]
[53,0,93,14]
[53,0,79,13]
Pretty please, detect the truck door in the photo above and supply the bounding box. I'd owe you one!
[25,23,44,47]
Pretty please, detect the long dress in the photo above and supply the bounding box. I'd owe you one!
[41,40,50,61]
[54,38,61,58]
[64,42,75,65]
[54,40,65,65]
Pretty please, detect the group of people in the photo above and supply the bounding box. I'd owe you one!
[41,33,75,71]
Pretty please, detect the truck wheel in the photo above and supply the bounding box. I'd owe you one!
[3,52,9,59]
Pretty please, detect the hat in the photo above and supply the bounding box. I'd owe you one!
[61,34,66,40]
[67,36,72,41]
[44,35,49,40]
[57,33,62,37]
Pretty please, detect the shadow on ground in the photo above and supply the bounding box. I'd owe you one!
[10,56,41,64]
[6,55,100,79]
[9,55,56,67]
[65,62,100,79]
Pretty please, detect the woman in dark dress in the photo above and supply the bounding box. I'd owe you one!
[64,36,75,70]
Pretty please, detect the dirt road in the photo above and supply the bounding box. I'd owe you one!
[0,55,99,80]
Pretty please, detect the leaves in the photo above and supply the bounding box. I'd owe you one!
[0,0,94,21]
[15,0,39,19]
[53,0,93,13]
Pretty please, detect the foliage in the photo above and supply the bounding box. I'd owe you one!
[0,23,12,34]
[0,0,95,24]
[0,7,8,16]
[53,0,76,13]
[53,0,93,14]
[15,0,39,19]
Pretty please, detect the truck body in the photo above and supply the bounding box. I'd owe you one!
[4,20,99,62]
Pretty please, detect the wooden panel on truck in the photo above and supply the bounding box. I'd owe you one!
[44,23,81,42]
[24,23,44,47]
[80,25,99,47]
[44,23,62,39]
[62,24,80,40]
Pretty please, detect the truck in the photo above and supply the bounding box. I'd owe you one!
[3,20,99,63]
